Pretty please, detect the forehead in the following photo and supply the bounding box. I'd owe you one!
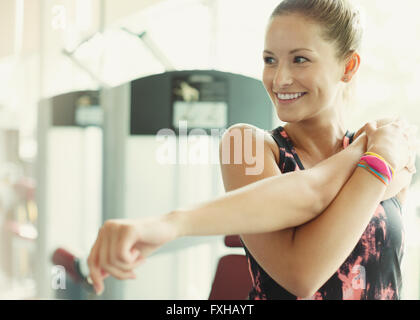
[265,14,331,54]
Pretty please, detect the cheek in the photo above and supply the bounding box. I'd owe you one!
[314,65,340,90]
[262,69,273,92]
[300,70,327,96]
[262,68,271,83]
[297,68,317,86]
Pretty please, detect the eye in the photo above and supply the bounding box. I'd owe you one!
[263,56,275,65]
[294,56,309,64]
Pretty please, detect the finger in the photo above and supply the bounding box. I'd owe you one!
[405,156,416,174]
[101,261,137,280]
[395,117,410,130]
[87,230,106,295]
[120,248,147,271]
[99,232,136,280]
[99,230,112,282]
[117,228,141,266]
[406,162,417,174]
[101,269,110,278]
[132,248,145,263]
[364,121,377,136]
[87,269,109,286]
[376,117,395,127]
[354,122,371,139]
[410,160,417,174]
[130,249,147,268]
[111,228,138,272]
[399,117,410,130]
[394,115,402,122]
[109,228,128,271]
[392,120,403,128]
[353,127,364,140]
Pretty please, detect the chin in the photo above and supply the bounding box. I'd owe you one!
[275,111,300,124]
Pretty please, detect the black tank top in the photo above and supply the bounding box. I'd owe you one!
[242,125,404,300]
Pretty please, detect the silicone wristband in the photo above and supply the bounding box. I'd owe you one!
[360,155,392,182]
[358,160,389,183]
[364,151,395,178]
[362,152,394,179]
[357,163,389,186]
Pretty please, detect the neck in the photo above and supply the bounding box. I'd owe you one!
[283,111,347,160]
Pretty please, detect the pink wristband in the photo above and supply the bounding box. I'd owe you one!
[360,155,392,182]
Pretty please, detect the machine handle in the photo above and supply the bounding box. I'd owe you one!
[51,248,95,293]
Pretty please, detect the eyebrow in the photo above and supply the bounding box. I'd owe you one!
[263,48,313,54]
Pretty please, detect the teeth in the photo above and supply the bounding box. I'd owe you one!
[277,92,305,100]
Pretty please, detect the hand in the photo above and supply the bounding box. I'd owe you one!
[352,117,402,152]
[353,117,396,141]
[363,117,418,172]
[354,117,418,174]
[87,215,178,295]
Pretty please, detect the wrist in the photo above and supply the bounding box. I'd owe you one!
[356,164,389,188]
[365,145,396,173]
[360,147,395,184]
[162,210,188,239]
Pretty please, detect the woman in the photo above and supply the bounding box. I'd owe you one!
[87,0,418,299]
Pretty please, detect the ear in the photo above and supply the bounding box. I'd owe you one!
[341,52,361,82]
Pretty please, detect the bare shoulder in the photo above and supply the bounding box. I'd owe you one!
[221,123,280,164]
[219,123,282,192]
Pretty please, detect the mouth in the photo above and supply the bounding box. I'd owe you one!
[276,92,307,104]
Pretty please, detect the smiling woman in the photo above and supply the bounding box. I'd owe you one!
[85,0,418,301]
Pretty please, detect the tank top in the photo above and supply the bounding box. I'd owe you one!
[242,125,405,300]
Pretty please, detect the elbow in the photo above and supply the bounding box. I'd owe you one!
[287,278,319,299]
[280,265,322,299]
[294,283,319,299]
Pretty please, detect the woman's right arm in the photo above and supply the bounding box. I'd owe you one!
[170,123,367,236]
[170,121,412,237]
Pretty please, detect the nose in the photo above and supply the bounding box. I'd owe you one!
[272,64,293,90]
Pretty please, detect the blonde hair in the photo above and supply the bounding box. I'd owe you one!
[270,0,365,107]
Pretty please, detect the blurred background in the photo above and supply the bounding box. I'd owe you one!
[0,0,419,300]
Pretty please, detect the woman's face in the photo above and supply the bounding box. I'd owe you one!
[262,14,346,123]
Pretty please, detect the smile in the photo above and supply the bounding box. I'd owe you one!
[276,92,307,104]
